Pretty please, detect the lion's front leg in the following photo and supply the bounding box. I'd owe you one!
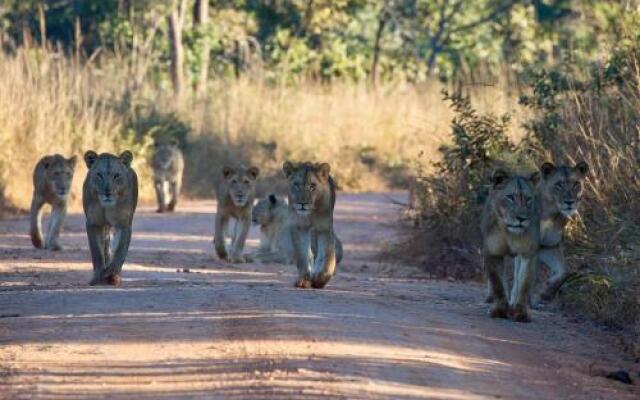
[87,224,108,285]
[485,254,508,319]
[154,179,166,213]
[485,260,506,303]
[45,202,67,251]
[29,194,45,249]
[214,212,229,261]
[509,255,536,322]
[537,247,567,302]
[292,226,312,288]
[229,217,250,263]
[167,178,181,212]
[102,226,132,286]
[310,229,336,289]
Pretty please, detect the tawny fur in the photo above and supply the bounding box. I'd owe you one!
[83,151,138,286]
[214,165,259,263]
[283,161,343,289]
[486,161,589,304]
[481,169,541,322]
[250,194,344,266]
[151,139,184,213]
[250,194,295,264]
[30,154,77,251]
[536,161,589,301]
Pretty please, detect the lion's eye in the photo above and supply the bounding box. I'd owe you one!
[555,182,564,189]
[506,194,515,202]
[113,173,121,180]
[243,179,250,185]
[231,179,238,185]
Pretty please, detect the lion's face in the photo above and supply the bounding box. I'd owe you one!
[283,161,331,217]
[223,166,259,207]
[540,161,588,217]
[152,140,179,171]
[252,194,284,226]
[84,151,133,208]
[490,169,539,235]
[43,155,77,200]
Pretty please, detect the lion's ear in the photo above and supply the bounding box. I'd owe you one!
[317,163,331,180]
[68,155,78,169]
[490,169,509,188]
[283,161,295,178]
[119,151,133,167]
[268,194,277,206]
[41,155,53,170]
[540,162,556,179]
[222,166,234,180]
[575,161,589,177]
[84,151,98,169]
[248,166,260,180]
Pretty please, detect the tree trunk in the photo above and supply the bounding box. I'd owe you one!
[193,0,209,95]
[167,0,186,101]
[371,10,388,86]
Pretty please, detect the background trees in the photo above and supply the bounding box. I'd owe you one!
[1,0,637,88]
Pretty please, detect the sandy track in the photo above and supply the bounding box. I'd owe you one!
[0,193,638,399]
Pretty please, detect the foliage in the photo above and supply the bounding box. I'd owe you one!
[2,0,638,83]
[397,90,527,278]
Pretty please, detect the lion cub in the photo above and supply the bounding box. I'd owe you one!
[214,166,259,263]
[151,139,184,213]
[30,154,78,250]
[251,194,295,264]
[283,161,343,289]
[482,169,541,322]
[83,151,138,286]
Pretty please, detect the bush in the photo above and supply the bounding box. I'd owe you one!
[396,90,532,279]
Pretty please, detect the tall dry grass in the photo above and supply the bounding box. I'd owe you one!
[0,48,155,210]
[0,46,521,211]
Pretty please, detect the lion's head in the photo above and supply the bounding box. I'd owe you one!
[84,151,133,208]
[539,161,588,217]
[222,166,259,207]
[490,169,540,234]
[152,139,180,171]
[252,194,286,226]
[282,161,331,216]
[42,154,77,200]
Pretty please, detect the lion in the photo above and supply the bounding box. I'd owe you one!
[83,150,138,286]
[481,168,541,322]
[536,161,589,302]
[151,139,184,213]
[214,165,259,263]
[283,161,343,289]
[250,194,344,265]
[250,194,295,264]
[486,161,590,304]
[30,154,78,250]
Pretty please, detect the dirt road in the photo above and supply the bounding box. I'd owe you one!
[1,193,638,399]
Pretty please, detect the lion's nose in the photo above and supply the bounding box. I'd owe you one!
[516,216,528,223]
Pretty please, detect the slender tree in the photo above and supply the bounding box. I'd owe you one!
[167,0,187,100]
[193,0,209,95]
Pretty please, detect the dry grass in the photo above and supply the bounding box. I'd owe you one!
[0,48,155,211]
[0,47,521,212]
